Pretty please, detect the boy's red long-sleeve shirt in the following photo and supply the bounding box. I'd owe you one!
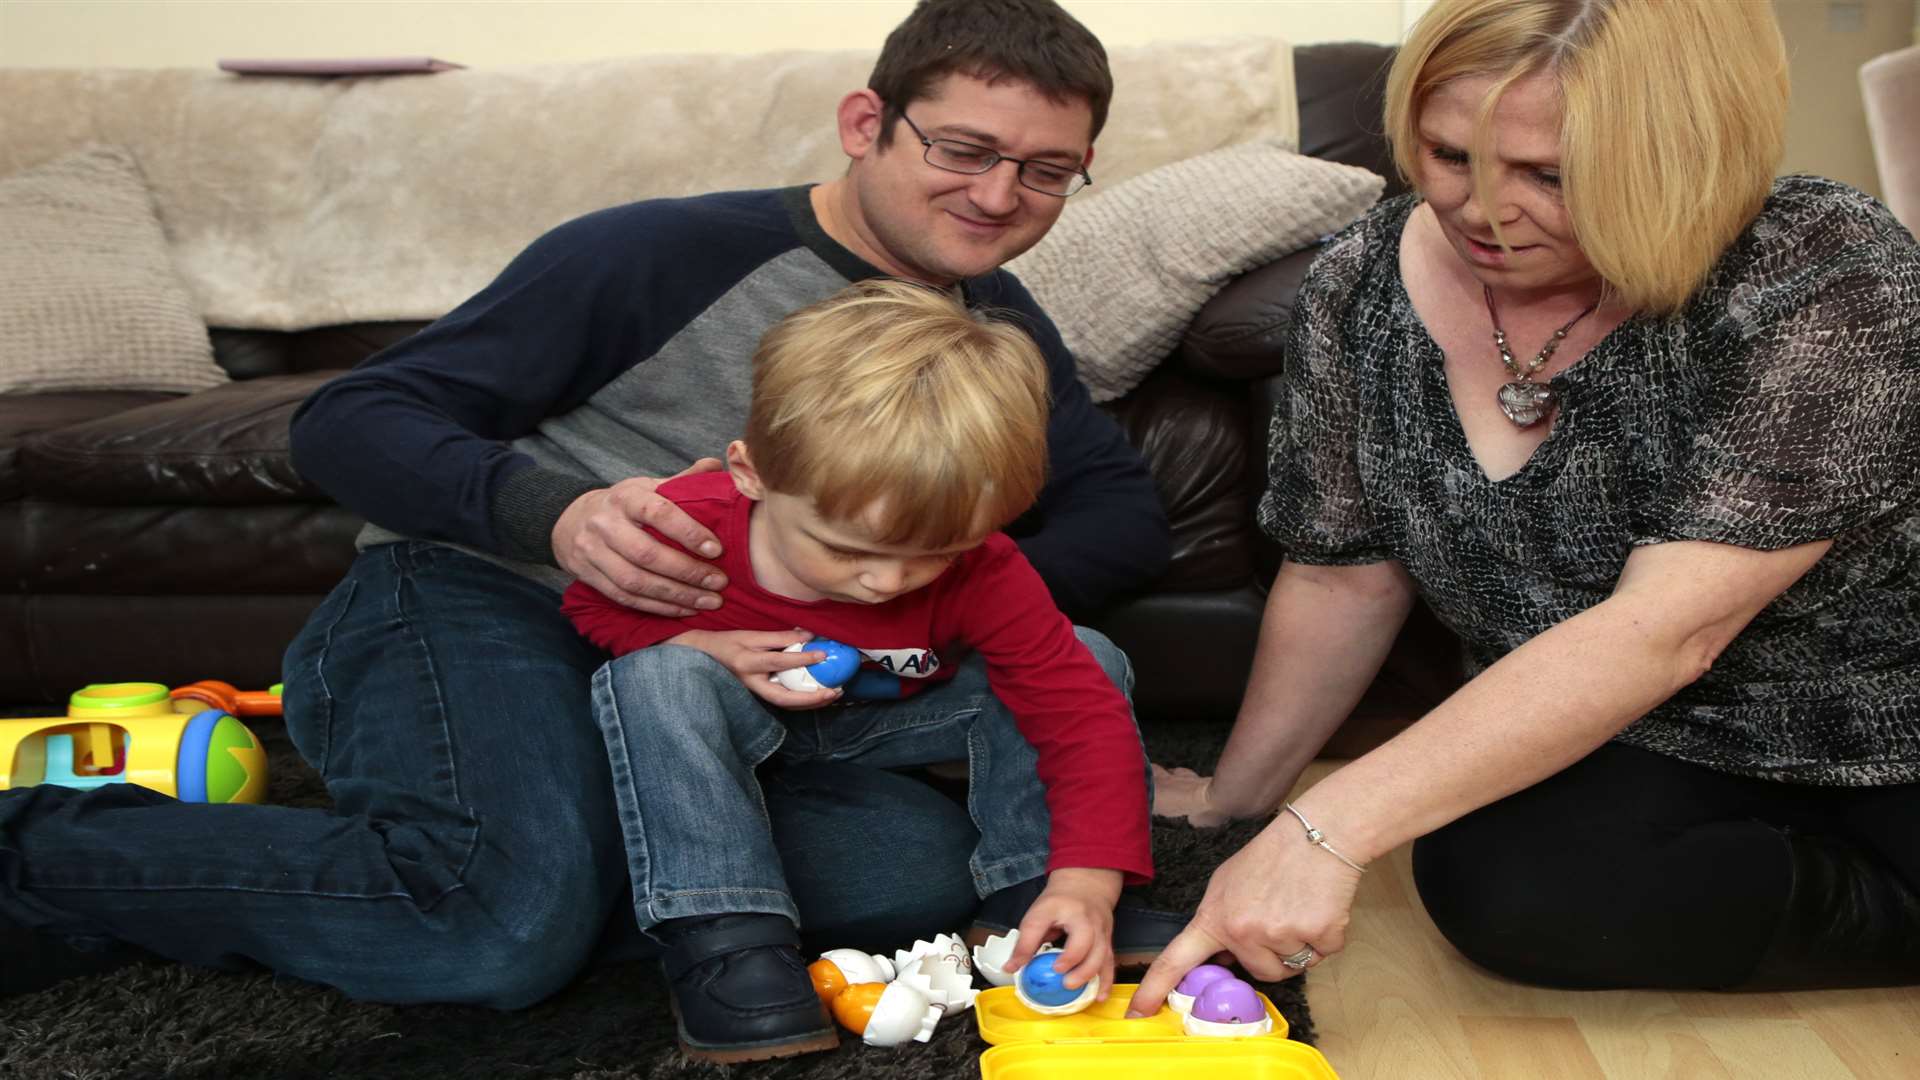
[562,471,1152,884]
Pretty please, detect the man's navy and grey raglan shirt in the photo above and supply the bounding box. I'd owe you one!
[289,186,1170,616]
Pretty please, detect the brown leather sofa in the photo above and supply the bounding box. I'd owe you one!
[1,42,1459,728]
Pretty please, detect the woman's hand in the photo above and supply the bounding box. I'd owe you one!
[552,459,729,616]
[1150,764,1230,827]
[667,628,842,710]
[1126,817,1363,1016]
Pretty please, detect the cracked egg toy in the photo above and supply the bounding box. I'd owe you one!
[893,933,979,1012]
[1181,976,1274,1038]
[770,638,861,692]
[829,979,944,1046]
[807,948,895,1005]
[1013,945,1099,1017]
[972,929,1019,987]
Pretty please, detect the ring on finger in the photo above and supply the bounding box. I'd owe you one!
[1279,945,1317,971]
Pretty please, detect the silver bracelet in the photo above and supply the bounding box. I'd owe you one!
[1282,803,1368,874]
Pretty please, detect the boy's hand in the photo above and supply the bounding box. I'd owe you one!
[1003,867,1123,1002]
[668,628,843,709]
[1151,764,1229,828]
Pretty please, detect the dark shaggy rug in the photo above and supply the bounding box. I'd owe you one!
[0,716,1308,1079]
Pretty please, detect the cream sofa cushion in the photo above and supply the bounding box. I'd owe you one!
[0,146,225,395]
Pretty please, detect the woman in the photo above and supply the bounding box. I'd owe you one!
[1131,0,1920,1013]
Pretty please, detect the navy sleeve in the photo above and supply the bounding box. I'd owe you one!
[289,194,794,561]
[970,271,1172,618]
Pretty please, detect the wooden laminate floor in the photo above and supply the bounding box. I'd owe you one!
[1290,762,1920,1080]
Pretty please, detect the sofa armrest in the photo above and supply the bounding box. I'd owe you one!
[18,371,341,505]
[1104,366,1255,592]
[1177,243,1321,382]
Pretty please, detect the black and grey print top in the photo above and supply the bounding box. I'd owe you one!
[1258,176,1920,785]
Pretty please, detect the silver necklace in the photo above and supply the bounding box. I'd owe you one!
[1483,285,1598,428]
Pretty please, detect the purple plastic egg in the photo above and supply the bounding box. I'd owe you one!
[1191,977,1264,1024]
[1174,963,1236,998]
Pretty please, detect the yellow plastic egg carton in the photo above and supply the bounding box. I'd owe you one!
[975,983,1339,1079]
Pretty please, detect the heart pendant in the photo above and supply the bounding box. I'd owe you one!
[1496,381,1557,428]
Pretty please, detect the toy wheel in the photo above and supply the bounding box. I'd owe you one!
[174,710,270,804]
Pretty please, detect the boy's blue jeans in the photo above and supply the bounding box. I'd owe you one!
[0,543,996,1006]
[592,626,1144,932]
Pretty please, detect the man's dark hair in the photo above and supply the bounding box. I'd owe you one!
[868,0,1112,147]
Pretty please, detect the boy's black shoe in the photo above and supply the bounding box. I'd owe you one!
[1,913,145,995]
[963,877,1190,967]
[655,913,839,1064]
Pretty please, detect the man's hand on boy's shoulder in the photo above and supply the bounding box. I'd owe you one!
[1004,867,1124,1003]
[552,459,729,616]
[667,628,844,710]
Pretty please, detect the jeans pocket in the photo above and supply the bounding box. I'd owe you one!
[282,576,359,779]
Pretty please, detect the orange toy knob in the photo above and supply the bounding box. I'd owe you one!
[808,958,850,1005]
[829,982,887,1035]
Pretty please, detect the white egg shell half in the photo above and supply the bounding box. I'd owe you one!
[971,930,1019,987]
[1166,989,1197,1016]
[1182,1012,1275,1038]
[818,948,894,984]
[861,980,944,1046]
[770,643,825,692]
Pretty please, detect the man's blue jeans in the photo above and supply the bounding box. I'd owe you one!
[0,544,985,1006]
[592,624,1142,931]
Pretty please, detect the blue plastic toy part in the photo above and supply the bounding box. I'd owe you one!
[846,669,904,700]
[802,638,862,689]
[1016,953,1083,1007]
[174,709,224,803]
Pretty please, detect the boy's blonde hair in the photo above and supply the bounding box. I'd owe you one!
[1385,0,1789,315]
[746,279,1050,548]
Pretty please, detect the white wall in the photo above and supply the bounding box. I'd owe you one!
[0,1,1419,68]
[1776,0,1915,197]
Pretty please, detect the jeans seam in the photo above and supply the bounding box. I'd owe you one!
[804,700,988,762]
[389,546,482,899]
[649,887,795,902]
[306,577,358,775]
[33,882,419,901]
[596,666,656,909]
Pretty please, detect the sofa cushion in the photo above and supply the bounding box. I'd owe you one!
[1008,139,1382,403]
[0,592,332,702]
[0,501,360,595]
[0,391,173,503]
[0,145,228,395]
[16,372,333,505]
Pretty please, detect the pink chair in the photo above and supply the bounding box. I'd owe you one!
[1861,44,1920,234]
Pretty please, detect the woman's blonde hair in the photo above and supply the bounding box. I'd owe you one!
[746,279,1050,548]
[1384,0,1789,315]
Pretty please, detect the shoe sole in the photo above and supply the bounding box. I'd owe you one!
[961,925,1163,970]
[669,994,841,1064]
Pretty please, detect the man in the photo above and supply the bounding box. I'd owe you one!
[0,0,1170,1057]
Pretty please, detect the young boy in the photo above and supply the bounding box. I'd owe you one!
[562,280,1161,1062]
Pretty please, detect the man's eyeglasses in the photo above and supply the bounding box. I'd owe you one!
[897,111,1092,198]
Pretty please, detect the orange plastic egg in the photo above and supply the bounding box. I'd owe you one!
[829,981,887,1034]
[808,958,849,1004]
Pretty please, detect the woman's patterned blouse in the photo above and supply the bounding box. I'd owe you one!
[1258,176,1920,785]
